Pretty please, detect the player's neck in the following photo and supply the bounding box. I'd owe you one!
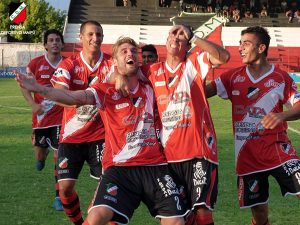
[127,75,139,91]
[166,55,184,70]
[46,53,62,66]
[81,50,101,68]
[247,59,272,80]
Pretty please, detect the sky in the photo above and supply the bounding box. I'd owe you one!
[44,0,71,11]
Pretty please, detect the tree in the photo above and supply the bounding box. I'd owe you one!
[0,0,66,42]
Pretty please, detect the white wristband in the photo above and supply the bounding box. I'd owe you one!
[189,35,198,44]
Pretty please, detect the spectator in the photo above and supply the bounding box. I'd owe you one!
[244,8,254,18]
[260,5,268,18]
[223,5,230,18]
[123,0,128,7]
[286,9,294,23]
[130,0,137,7]
[294,9,300,23]
[141,44,158,64]
[215,2,222,17]
[232,7,241,22]
[281,0,288,12]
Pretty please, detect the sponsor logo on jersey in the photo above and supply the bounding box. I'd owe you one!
[38,65,49,71]
[157,92,190,105]
[232,90,240,96]
[112,92,121,100]
[155,81,166,87]
[41,74,50,79]
[73,79,84,85]
[58,157,68,169]
[248,180,259,193]
[264,79,280,88]
[116,102,129,110]
[233,75,246,83]
[247,87,260,99]
[74,66,84,73]
[123,112,153,125]
[234,105,266,119]
[106,183,118,196]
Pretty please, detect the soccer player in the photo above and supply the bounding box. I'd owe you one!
[115,24,230,225]
[206,26,300,225]
[141,44,158,64]
[16,36,189,225]
[19,29,64,211]
[50,20,113,225]
[149,25,230,225]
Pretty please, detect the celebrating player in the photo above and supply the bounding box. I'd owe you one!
[16,36,189,225]
[206,26,300,225]
[19,29,64,211]
[50,20,113,225]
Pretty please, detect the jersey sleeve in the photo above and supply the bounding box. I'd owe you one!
[27,57,38,74]
[51,59,73,89]
[213,70,232,100]
[88,82,107,109]
[188,51,212,81]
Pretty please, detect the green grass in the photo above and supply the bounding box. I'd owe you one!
[0,78,299,225]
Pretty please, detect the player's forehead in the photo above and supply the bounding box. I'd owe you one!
[142,51,155,56]
[82,23,103,34]
[118,43,137,52]
[46,33,62,41]
[240,33,259,44]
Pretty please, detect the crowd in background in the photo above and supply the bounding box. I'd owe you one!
[170,0,300,23]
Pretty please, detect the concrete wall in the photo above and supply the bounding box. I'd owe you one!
[0,43,44,67]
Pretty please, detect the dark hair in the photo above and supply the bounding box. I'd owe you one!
[80,20,103,34]
[141,44,157,55]
[43,29,64,45]
[241,26,271,56]
[112,36,138,58]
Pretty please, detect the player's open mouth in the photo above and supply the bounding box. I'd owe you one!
[126,59,134,64]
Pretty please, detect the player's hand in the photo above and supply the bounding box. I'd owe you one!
[261,112,284,129]
[14,70,39,92]
[169,25,192,41]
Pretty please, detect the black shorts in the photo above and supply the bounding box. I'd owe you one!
[168,158,218,211]
[32,126,60,150]
[57,140,104,181]
[89,165,189,224]
[238,159,300,208]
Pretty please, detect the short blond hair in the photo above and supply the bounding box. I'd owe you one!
[112,36,138,58]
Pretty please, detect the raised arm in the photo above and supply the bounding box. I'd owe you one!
[191,35,230,65]
[169,25,230,65]
[15,71,95,106]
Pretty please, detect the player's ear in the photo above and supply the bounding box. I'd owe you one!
[258,44,266,54]
[113,58,118,66]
